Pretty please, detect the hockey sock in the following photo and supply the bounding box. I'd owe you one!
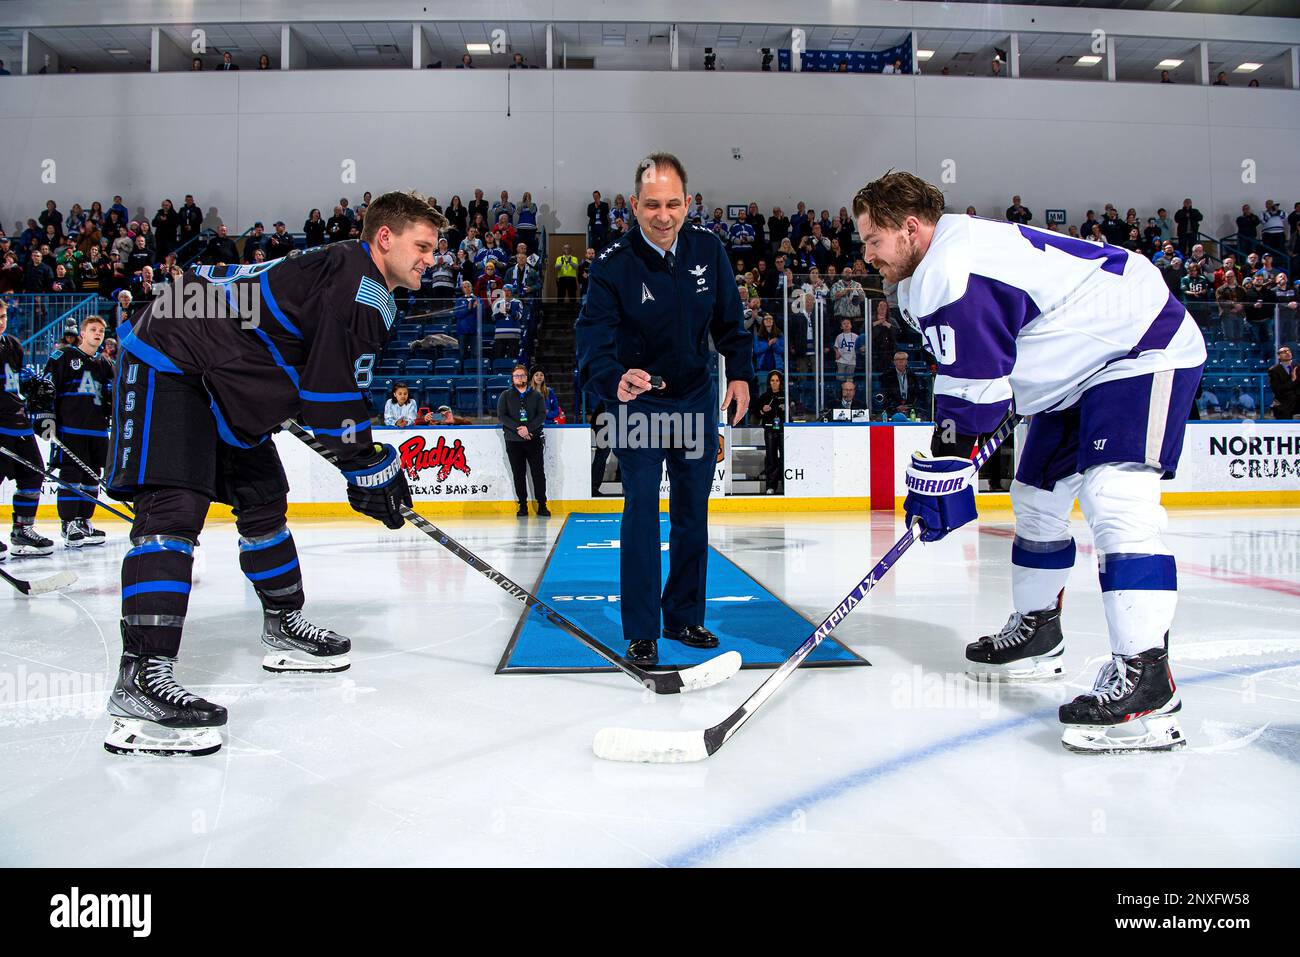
[79,484,101,523]
[1098,553,1177,657]
[121,535,196,658]
[238,525,304,612]
[1011,536,1075,613]
[12,486,40,526]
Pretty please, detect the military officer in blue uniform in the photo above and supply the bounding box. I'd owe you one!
[576,152,753,665]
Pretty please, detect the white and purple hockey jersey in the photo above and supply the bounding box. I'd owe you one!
[896,215,1206,434]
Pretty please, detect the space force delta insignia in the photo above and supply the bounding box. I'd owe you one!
[641,283,655,303]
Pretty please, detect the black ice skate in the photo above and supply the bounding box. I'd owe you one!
[61,520,85,549]
[261,609,352,673]
[966,600,1064,681]
[80,519,107,546]
[10,524,53,557]
[1059,645,1186,753]
[0,539,7,562]
[105,653,227,756]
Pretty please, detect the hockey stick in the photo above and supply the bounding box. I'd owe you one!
[0,446,134,523]
[282,419,742,694]
[0,563,78,597]
[47,435,134,517]
[594,410,1023,762]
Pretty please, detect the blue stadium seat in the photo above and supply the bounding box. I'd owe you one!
[492,358,516,374]
[485,375,511,407]
[447,376,477,411]
[405,359,434,376]
[433,357,461,375]
[425,377,453,409]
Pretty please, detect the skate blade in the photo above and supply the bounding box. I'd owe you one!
[261,651,352,674]
[1060,714,1186,753]
[9,547,53,557]
[62,540,85,549]
[103,718,223,757]
[966,658,1064,683]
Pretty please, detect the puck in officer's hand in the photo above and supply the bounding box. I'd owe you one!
[649,375,664,389]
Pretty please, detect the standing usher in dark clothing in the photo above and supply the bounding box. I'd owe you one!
[107,240,400,660]
[576,222,754,643]
[498,385,547,510]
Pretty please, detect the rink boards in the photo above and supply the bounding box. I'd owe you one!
[4,420,1298,519]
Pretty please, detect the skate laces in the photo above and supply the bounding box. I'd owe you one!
[142,657,197,706]
[1089,655,1136,703]
[284,610,327,643]
[990,612,1031,650]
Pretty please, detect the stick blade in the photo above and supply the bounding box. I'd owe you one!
[593,726,710,764]
[676,650,742,693]
[24,570,78,596]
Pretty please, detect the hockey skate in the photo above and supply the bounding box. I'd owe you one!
[10,524,53,557]
[261,609,352,673]
[61,520,85,549]
[966,599,1065,681]
[105,653,227,757]
[0,539,6,562]
[1059,645,1186,753]
[80,518,107,546]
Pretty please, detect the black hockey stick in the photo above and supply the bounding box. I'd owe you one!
[47,435,134,517]
[594,410,1023,762]
[0,563,78,597]
[282,419,741,694]
[0,446,134,523]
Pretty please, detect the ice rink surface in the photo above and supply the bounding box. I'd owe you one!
[1,507,1298,868]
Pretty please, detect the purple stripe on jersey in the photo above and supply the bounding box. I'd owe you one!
[934,394,1013,436]
[1131,292,1187,355]
[919,274,1040,381]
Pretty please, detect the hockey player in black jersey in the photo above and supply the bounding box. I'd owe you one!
[0,300,56,559]
[103,191,447,757]
[44,314,114,547]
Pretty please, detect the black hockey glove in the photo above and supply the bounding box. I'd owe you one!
[341,443,411,529]
[25,374,55,414]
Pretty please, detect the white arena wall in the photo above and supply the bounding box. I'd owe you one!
[7,421,1297,522]
[2,70,1299,240]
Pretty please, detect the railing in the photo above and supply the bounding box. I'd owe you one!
[2,293,95,343]
[1214,231,1294,279]
[11,293,100,369]
[370,288,547,422]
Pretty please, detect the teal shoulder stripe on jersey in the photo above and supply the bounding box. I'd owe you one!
[355,276,397,330]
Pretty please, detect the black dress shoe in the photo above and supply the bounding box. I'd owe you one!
[536,503,551,517]
[627,639,658,665]
[661,624,719,649]
[516,504,528,517]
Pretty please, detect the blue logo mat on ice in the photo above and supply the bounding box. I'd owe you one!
[497,513,869,672]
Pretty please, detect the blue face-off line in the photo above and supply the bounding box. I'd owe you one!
[661,656,1300,868]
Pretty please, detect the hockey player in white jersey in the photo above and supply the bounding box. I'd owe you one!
[854,172,1205,752]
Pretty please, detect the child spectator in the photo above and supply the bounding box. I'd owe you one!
[384,383,423,427]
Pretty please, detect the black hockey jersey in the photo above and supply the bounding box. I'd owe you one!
[118,240,398,461]
[1,334,36,434]
[45,346,114,436]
